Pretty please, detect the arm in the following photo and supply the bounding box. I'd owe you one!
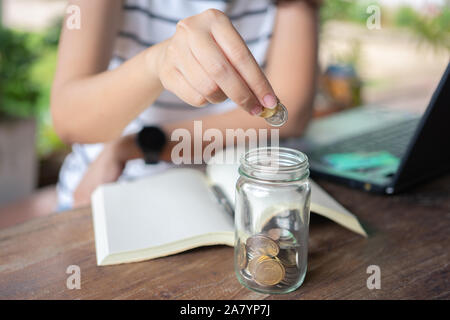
[52,1,279,144]
[162,0,319,143]
[84,0,319,162]
[51,0,164,143]
[73,1,319,206]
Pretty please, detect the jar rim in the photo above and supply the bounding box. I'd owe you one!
[239,147,309,182]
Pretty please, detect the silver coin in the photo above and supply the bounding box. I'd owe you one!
[264,103,288,127]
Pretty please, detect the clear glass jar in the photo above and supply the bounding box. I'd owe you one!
[234,147,311,294]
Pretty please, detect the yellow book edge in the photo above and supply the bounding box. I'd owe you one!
[99,232,234,266]
[310,202,367,237]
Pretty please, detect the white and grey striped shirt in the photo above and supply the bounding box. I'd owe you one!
[57,0,277,209]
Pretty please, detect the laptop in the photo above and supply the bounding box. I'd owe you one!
[283,62,450,194]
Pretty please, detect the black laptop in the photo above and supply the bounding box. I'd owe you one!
[283,62,450,194]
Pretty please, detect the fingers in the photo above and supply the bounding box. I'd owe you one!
[175,37,228,104]
[187,29,264,115]
[211,18,278,109]
[160,67,208,107]
[160,9,276,114]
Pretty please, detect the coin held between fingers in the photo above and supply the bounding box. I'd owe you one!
[260,102,288,127]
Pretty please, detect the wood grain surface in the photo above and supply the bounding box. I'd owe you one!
[1,175,449,300]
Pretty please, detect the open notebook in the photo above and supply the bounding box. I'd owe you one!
[92,151,367,266]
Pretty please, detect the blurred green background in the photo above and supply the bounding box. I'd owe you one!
[0,19,64,157]
[320,0,450,52]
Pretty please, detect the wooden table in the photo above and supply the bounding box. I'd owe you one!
[1,175,449,300]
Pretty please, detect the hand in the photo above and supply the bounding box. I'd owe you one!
[73,142,126,207]
[154,9,278,115]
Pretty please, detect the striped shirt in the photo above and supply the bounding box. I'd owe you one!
[57,0,277,209]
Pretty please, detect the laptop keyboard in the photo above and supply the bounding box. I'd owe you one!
[311,118,420,159]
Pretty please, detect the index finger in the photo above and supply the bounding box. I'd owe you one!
[187,30,264,115]
[211,18,278,109]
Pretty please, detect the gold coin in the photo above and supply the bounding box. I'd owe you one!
[246,234,280,257]
[254,257,285,286]
[259,107,277,119]
[236,241,248,270]
[248,255,270,276]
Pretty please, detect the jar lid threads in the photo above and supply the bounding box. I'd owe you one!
[239,147,309,182]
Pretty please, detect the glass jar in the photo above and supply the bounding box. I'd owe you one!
[234,147,311,294]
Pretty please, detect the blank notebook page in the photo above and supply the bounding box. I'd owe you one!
[93,169,234,256]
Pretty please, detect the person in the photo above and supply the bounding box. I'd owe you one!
[51,0,319,210]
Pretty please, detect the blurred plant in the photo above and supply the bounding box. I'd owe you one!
[30,19,66,157]
[0,18,66,157]
[31,38,66,157]
[394,5,450,52]
[0,27,41,118]
[394,6,418,27]
[320,0,378,25]
[42,18,63,48]
[320,0,450,53]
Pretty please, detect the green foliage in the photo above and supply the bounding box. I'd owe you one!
[0,27,41,118]
[41,18,63,48]
[320,0,450,52]
[0,19,66,157]
[31,20,65,157]
[31,47,66,156]
[394,6,450,52]
[320,0,377,25]
[436,6,450,32]
[37,114,66,157]
[394,6,418,27]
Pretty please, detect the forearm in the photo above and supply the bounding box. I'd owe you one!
[265,0,319,136]
[112,1,320,164]
[51,42,165,144]
[89,0,319,163]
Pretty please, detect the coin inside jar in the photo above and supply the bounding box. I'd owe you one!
[248,255,271,276]
[278,248,297,267]
[266,228,282,241]
[253,257,285,286]
[266,228,292,242]
[246,234,280,257]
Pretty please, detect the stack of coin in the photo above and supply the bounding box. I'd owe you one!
[267,227,298,248]
[248,255,285,286]
[277,247,299,285]
[237,228,300,288]
[266,228,300,286]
